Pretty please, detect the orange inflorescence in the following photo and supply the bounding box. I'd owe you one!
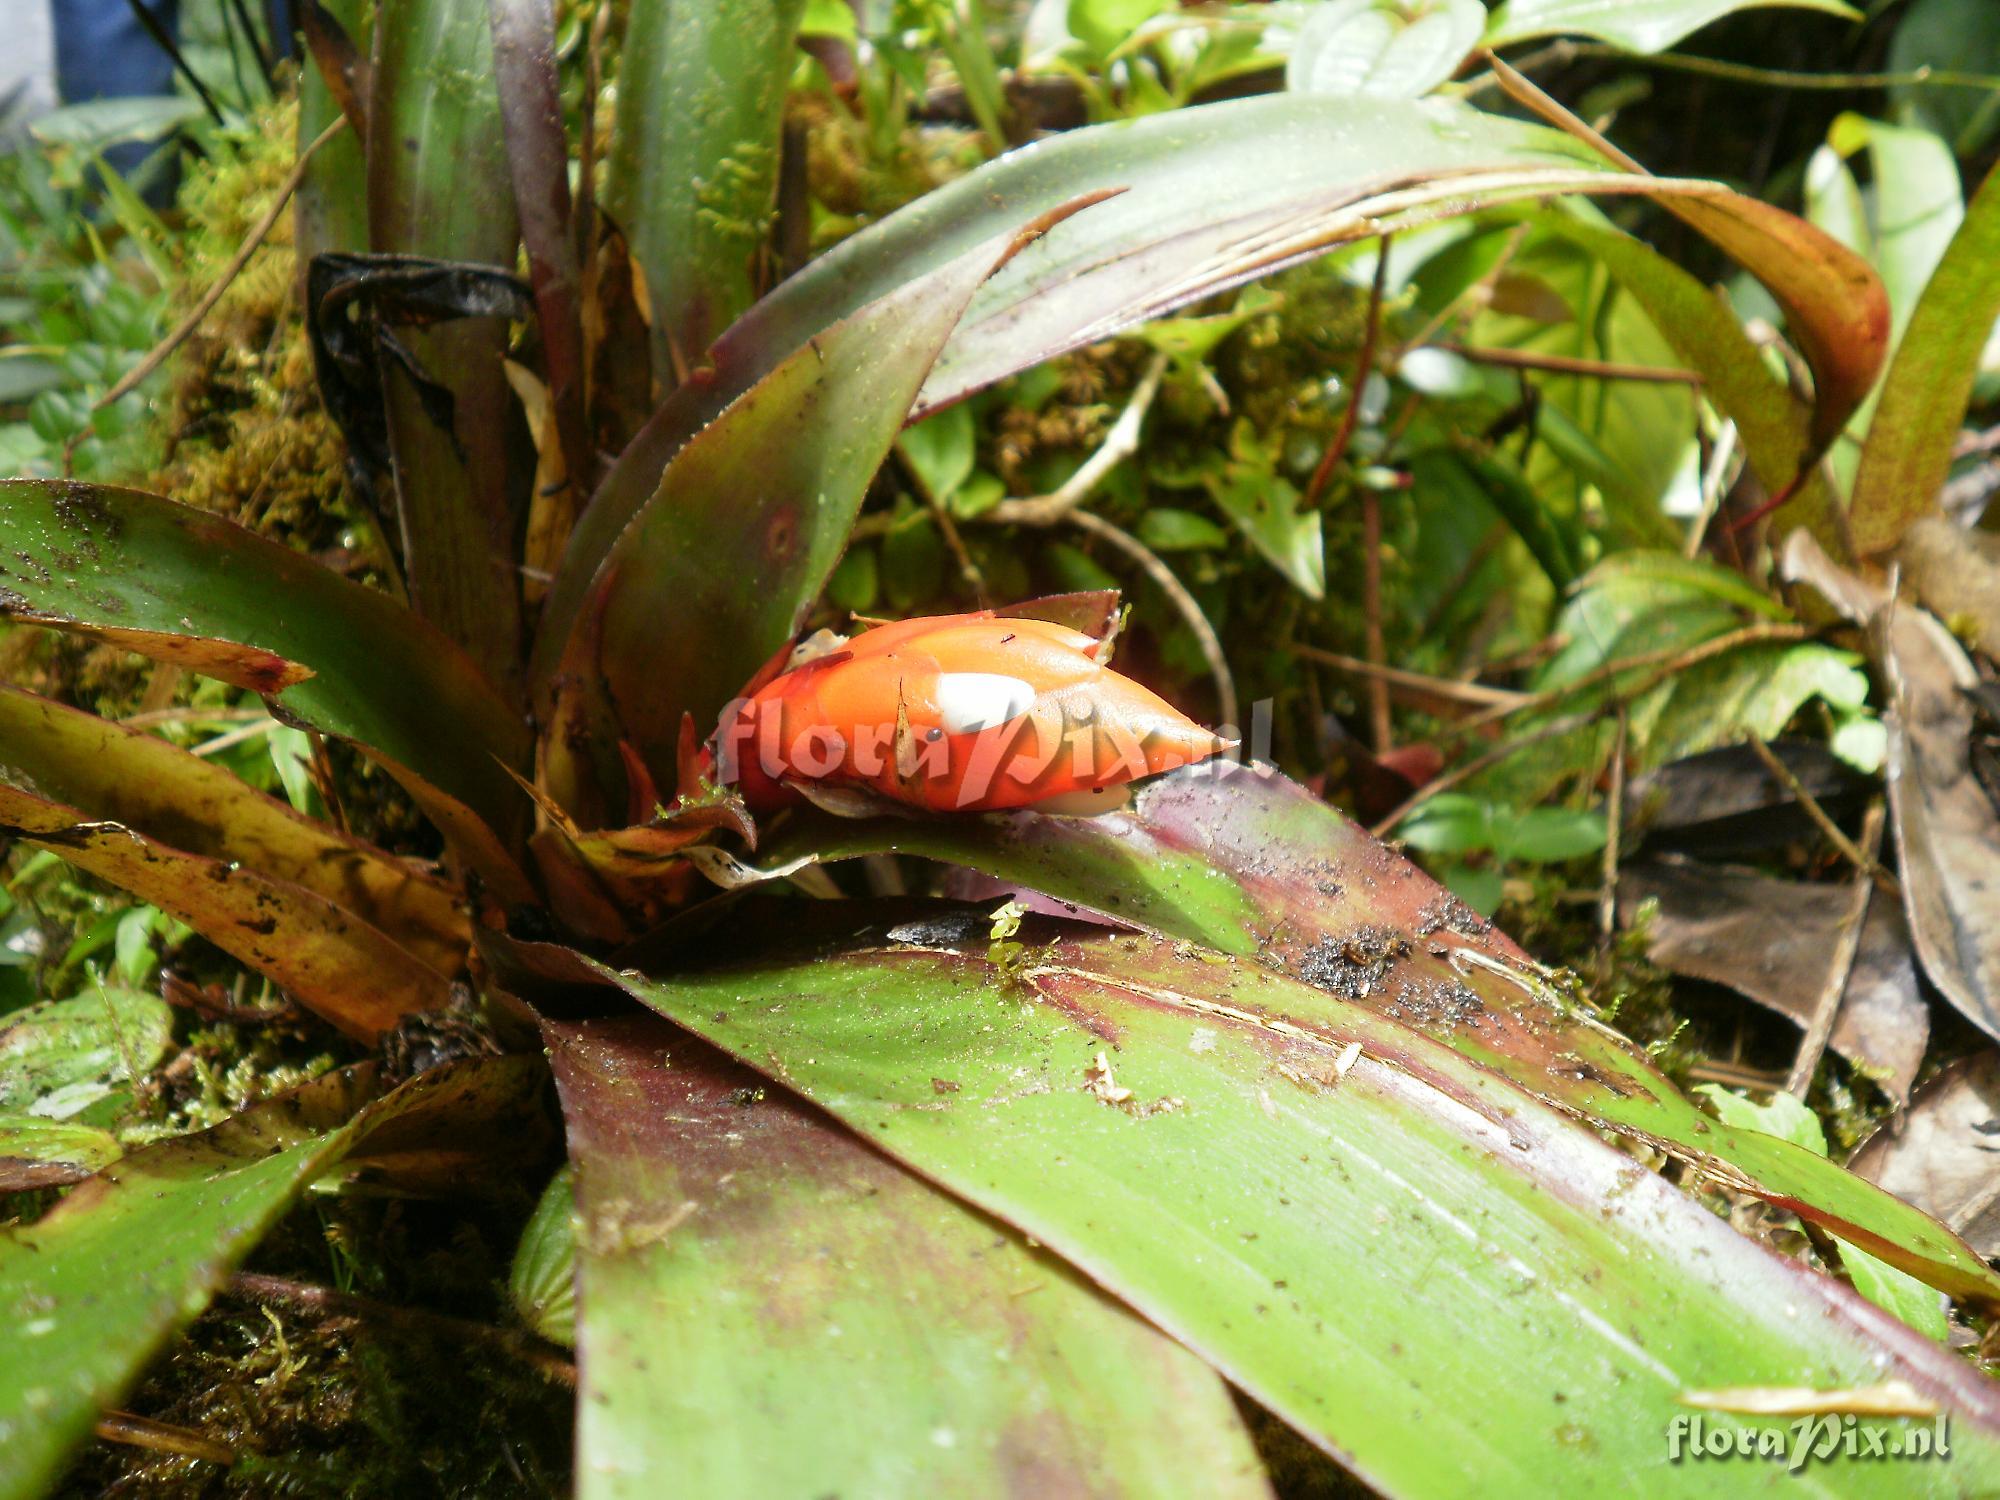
[714,611,1232,814]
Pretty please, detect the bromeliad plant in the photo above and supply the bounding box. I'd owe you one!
[5,1,2000,1495]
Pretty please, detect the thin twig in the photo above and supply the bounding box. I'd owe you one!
[1787,800,1887,1098]
[1372,624,1813,835]
[1286,643,1526,710]
[1361,485,1390,754]
[1303,235,1393,513]
[1487,51,1649,174]
[986,352,1169,527]
[96,118,349,412]
[1063,509,1238,731]
[225,1273,577,1387]
[122,0,226,124]
[94,1410,236,1467]
[116,705,272,728]
[1442,622,1814,743]
[1685,420,1738,560]
[1745,733,1894,893]
[1434,342,1701,386]
[1598,707,1627,947]
[1370,710,1596,837]
[1489,39,2000,95]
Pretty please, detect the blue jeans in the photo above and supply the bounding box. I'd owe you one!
[51,0,181,192]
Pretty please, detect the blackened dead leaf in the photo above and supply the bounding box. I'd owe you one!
[306,252,534,541]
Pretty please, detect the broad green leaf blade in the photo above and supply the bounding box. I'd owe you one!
[544,92,1882,675]
[0,1056,544,1500]
[605,0,806,374]
[1485,0,1859,52]
[559,214,1084,800]
[368,0,525,694]
[1849,161,2000,556]
[0,779,451,1040]
[546,1012,1271,1500]
[0,480,530,849]
[0,686,468,974]
[775,766,2000,1308]
[569,906,2000,1497]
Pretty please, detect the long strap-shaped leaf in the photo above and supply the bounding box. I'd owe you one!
[0,1055,545,1500]
[539,206,1096,813]
[546,1012,1272,1500]
[537,92,1884,681]
[604,0,805,376]
[0,779,450,1040]
[0,685,467,973]
[368,0,525,694]
[1848,160,2000,556]
[0,479,530,860]
[555,905,2000,1498]
[776,766,2000,1307]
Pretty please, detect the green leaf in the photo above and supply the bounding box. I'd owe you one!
[0,480,531,862]
[508,1163,577,1347]
[1824,114,1963,342]
[555,218,1071,796]
[1285,0,1484,99]
[0,686,469,974]
[898,402,978,502]
[1207,469,1323,597]
[366,0,525,694]
[772,767,2000,1309]
[551,91,1884,668]
[1849,160,2000,555]
[29,97,205,153]
[1137,507,1230,552]
[1066,0,1174,58]
[0,1056,545,1500]
[0,986,173,1119]
[1537,213,1837,548]
[1695,1086,1950,1340]
[295,0,371,264]
[555,906,2000,1495]
[1695,1083,1828,1155]
[1485,0,1860,53]
[606,0,806,370]
[1394,792,1497,855]
[0,1116,121,1187]
[1888,0,2000,156]
[1499,805,1607,863]
[544,1011,1267,1499]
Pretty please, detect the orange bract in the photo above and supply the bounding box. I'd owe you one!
[714,612,1231,813]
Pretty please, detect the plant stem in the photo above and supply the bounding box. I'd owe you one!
[1787,800,1887,1098]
